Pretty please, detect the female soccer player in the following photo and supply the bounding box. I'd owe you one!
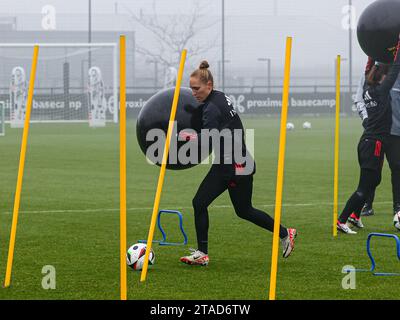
[349,58,377,223]
[337,39,400,234]
[179,61,297,265]
[351,56,400,226]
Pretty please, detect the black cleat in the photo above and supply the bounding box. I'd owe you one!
[393,204,400,217]
[360,204,374,217]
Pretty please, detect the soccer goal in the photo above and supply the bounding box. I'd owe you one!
[0,43,118,126]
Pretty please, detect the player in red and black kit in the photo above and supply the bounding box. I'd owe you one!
[337,38,400,234]
[180,61,297,265]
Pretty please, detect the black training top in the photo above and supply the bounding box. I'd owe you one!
[199,89,255,175]
[362,50,400,141]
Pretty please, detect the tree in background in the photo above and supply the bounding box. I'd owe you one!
[122,0,218,87]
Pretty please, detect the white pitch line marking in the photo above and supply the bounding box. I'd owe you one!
[0,201,394,215]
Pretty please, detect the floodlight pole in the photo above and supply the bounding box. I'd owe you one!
[88,0,92,69]
[258,58,271,93]
[218,59,230,89]
[349,0,352,98]
[222,0,225,92]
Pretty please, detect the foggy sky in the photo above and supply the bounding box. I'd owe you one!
[0,0,373,16]
[0,0,382,82]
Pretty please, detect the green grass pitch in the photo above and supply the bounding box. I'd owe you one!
[0,116,399,300]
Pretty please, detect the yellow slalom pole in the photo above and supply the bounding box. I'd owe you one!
[333,55,341,237]
[269,37,292,300]
[119,35,127,300]
[140,49,187,282]
[4,45,39,288]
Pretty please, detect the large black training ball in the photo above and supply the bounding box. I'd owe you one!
[136,87,208,170]
[357,0,400,63]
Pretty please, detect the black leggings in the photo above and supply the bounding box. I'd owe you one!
[339,168,381,223]
[365,135,400,210]
[192,165,288,254]
[386,135,400,210]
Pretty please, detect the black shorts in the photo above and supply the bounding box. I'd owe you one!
[358,138,384,171]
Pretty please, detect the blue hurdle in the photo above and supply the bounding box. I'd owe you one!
[139,209,188,246]
[344,233,400,276]
[366,233,400,276]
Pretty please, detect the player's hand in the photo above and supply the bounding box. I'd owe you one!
[365,57,375,74]
[394,34,400,61]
